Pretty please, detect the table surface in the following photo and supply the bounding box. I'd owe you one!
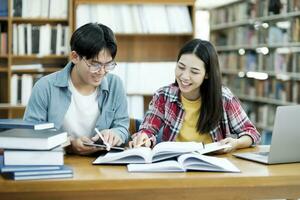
[1,145,300,200]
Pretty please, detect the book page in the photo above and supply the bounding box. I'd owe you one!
[151,142,204,162]
[178,153,240,172]
[127,160,185,172]
[93,147,153,164]
[197,142,231,155]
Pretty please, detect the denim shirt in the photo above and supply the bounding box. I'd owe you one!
[23,62,130,143]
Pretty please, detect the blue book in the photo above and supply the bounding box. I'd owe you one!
[12,165,73,177]
[0,0,8,16]
[0,156,61,173]
[0,119,54,130]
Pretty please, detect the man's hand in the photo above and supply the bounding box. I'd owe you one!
[91,129,123,151]
[70,136,104,155]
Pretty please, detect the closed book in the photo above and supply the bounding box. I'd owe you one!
[12,165,72,176]
[0,129,67,150]
[0,119,54,130]
[3,147,64,166]
[12,172,73,181]
[0,156,61,172]
[127,154,240,173]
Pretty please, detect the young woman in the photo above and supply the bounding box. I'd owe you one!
[130,39,260,153]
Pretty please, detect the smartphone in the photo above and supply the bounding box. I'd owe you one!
[83,142,125,151]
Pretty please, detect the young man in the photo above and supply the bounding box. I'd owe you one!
[24,23,129,155]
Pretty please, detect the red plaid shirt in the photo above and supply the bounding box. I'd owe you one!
[135,84,260,146]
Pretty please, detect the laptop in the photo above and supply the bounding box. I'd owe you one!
[233,105,300,164]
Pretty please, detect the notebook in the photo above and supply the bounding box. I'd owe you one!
[233,105,300,164]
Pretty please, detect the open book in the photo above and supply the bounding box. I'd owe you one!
[127,153,240,173]
[93,141,231,164]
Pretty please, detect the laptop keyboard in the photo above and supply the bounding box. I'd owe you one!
[254,152,270,156]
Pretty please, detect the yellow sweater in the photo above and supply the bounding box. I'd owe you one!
[176,95,212,144]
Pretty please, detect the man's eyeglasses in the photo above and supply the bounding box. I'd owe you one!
[82,58,117,73]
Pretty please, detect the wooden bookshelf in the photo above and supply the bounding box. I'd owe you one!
[73,0,195,118]
[0,0,195,119]
[0,0,73,118]
[210,0,300,135]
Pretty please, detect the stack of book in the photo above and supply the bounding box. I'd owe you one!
[0,119,72,180]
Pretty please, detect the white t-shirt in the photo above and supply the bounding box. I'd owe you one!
[62,79,99,138]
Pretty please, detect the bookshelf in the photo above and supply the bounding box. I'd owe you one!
[72,0,196,119]
[210,0,300,138]
[0,0,73,118]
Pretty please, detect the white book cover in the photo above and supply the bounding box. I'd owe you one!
[10,74,19,105]
[17,24,25,55]
[40,0,50,18]
[111,5,123,33]
[29,0,41,18]
[21,0,28,17]
[127,95,144,119]
[21,74,33,105]
[55,24,62,55]
[12,24,18,55]
[49,0,58,18]
[4,147,64,166]
[26,23,32,55]
[120,5,133,33]
[11,63,42,71]
[57,0,68,19]
[61,26,69,55]
[126,63,141,94]
[131,5,143,33]
[76,4,90,28]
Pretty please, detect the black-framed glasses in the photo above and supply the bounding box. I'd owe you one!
[82,58,117,73]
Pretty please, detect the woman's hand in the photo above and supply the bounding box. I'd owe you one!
[219,135,252,154]
[129,133,152,148]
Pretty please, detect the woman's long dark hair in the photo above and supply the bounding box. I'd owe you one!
[177,39,223,133]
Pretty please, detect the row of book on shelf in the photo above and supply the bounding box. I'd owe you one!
[12,0,68,19]
[219,51,300,73]
[13,23,69,56]
[223,75,300,104]
[213,19,300,47]
[210,0,300,25]
[0,119,72,180]
[76,4,193,34]
[10,73,42,105]
[242,102,277,130]
[9,62,176,118]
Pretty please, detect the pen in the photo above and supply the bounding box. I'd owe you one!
[94,128,111,150]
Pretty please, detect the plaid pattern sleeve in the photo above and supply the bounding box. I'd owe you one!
[133,84,184,146]
[132,89,167,144]
[220,87,261,144]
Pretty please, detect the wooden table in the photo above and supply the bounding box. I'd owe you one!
[1,146,300,200]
